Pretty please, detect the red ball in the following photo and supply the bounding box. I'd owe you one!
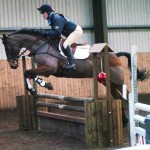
[97,72,106,83]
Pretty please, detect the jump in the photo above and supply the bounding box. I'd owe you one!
[1,28,150,126]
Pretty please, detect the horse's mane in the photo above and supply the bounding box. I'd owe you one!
[8,28,61,43]
[9,28,43,36]
[7,28,61,50]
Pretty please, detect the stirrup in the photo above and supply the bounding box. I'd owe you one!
[63,63,76,70]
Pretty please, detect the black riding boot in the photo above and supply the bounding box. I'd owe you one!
[63,46,76,70]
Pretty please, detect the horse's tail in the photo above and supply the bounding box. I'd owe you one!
[116,52,131,69]
[116,52,150,81]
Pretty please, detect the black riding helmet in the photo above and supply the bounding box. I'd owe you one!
[37,4,54,14]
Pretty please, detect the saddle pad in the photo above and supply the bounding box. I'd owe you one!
[59,44,90,60]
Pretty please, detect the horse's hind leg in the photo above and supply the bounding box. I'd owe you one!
[110,82,128,127]
[113,83,129,100]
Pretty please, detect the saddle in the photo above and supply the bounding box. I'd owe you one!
[59,40,90,59]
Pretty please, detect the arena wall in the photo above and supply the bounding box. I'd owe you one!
[0,53,149,109]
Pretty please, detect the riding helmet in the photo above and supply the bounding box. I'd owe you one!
[37,4,54,14]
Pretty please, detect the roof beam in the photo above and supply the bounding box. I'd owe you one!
[92,0,108,43]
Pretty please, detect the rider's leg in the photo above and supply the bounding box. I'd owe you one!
[63,46,76,69]
[63,25,83,70]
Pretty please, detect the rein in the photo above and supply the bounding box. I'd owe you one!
[17,35,43,58]
[7,35,65,61]
[29,38,65,61]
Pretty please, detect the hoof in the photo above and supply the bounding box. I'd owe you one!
[29,88,37,96]
[45,83,53,90]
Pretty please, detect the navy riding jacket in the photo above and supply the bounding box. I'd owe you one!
[46,12,77,38]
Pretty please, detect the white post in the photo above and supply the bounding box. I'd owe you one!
[128,45,150,147]
[129,92,136,146]
[122,84,127,100]
[131,45,138,104]
[129,45,138,146]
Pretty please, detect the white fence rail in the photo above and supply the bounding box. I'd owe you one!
[129,45,150,146]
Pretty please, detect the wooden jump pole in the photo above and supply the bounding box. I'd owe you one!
[22,56,28,95]
[89,43,122,147]
[16,56,37,131]
[104,45,113,147]
[36,93,94,102]
[37,101,85,112]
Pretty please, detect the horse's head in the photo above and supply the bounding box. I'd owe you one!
[2,28,61,69]
[2,34,21,69]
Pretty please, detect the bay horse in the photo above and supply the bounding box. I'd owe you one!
[1,28,149,126]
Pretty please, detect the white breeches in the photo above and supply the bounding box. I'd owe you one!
[62,25,83,49]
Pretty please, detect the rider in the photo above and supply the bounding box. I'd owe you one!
[37,4,83,70]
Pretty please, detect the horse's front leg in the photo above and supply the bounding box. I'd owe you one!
[25,76,37,95]
[24,65,53,95]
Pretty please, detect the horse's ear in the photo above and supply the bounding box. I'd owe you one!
[1,34,7,44]
[2,34,6,39]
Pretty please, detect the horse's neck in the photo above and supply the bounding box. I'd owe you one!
[13,34,47,51]
[12,34,61,59]
[13,34,37,46]
[14,34,59,49]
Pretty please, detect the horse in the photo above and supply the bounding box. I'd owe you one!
[1,28,149,126]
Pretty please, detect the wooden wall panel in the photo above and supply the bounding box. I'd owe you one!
[0,53,150,109]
